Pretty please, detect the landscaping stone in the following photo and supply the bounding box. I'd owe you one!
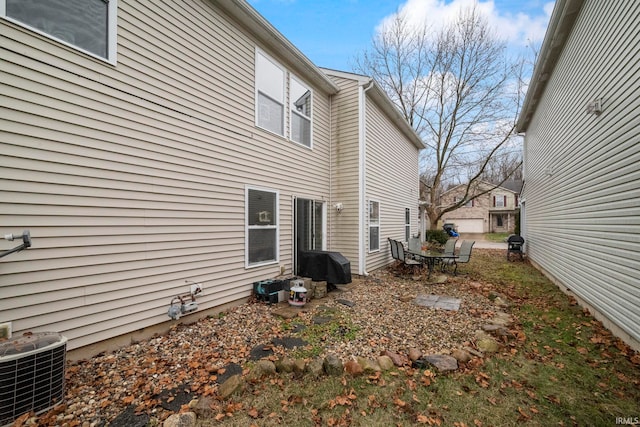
[190,397,215,418]
[382,350,407,366]
[408,348,423,362]
[163,412,196,427]
[345,359,364,376]
[423,354,458,372]
[218,374,243,399]
[275,357,295,373]
[377,355,394,371]
[477,338,500,353]
[323,354,344,376]
[357,357,381,373]
[451,348,472,363]
[215,363,242,384]
[306,358,325,377]
[254,360,277,376]
[293,359,306,373]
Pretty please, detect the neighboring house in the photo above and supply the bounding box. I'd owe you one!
[0,0,422,356]
[439,181,520,234]
[322,69,424,274]
[516,0,640,351]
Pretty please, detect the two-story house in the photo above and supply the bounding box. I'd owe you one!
[516,0,639,351]
[0,0,423,357]
[439,181,521,234]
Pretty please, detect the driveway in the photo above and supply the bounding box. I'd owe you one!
[456,233,507,249]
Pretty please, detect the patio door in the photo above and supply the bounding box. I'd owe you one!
[294,198,326,273]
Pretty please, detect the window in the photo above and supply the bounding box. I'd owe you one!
[497,215,504,227]
[2,0,117,62]
[454,195,473,207]
[493,194,506,207]
[255,49,313,147]
[256,52,285,136]
[369,200,380,252]
[290,76,312,147]
[404,208,411,242]
[246,187,279,267]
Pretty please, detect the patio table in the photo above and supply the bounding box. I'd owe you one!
[407,249,459,279]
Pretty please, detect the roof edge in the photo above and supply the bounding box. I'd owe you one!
[215,0,340,95]
[516,0,585,132]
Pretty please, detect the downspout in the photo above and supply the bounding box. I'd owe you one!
[359,79,374,276]
[328,93,333,249]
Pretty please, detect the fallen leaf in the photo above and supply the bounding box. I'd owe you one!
[248,407,259,418]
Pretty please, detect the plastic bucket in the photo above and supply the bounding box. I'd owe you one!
[288,285,307,307]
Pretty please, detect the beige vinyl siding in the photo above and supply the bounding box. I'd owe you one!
[1,0,332,351]
[327,75,362,273]
[365,99,420,272]
[522,0,640,348]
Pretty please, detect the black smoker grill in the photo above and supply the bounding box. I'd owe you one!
[298,250,352,284]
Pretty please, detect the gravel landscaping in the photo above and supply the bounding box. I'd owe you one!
[32,264,509,426]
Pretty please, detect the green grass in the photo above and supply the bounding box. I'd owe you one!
[485,232,510,242]
[198,250,640,426]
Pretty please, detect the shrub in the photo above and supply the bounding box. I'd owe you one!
[425,229,449,245]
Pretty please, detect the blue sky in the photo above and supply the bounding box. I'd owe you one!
[248,0,555,71]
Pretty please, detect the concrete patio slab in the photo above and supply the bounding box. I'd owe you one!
[415,294,461,311]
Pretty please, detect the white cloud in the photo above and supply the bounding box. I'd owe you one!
[378,0,554,49]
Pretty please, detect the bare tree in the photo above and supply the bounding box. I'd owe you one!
[355,4,527,230]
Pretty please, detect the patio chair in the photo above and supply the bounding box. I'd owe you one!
[443,240,475,275]
[439,238,458,271]
[506,235,525,261]
[388,238,399,261]
[396,240,423,272]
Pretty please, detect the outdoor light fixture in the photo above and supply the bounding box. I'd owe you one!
[586,98,603,115]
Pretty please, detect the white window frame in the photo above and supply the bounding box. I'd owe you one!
[245,186,279,268]
[255,49,285,138]
[290,74,313,148]
[404,208,411,242]
[255,48,313,149]
[369,200,380,252]
[1,0,118,64]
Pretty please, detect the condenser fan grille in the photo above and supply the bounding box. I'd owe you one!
[0,333,67,426]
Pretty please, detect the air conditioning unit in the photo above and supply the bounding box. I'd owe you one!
[0,332,67,426]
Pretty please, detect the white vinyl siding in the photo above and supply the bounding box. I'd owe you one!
[0,0,333,352]
[1,0,117,63]
[365,97,420,272]
[326,75,362,273]
[521,0,640,348]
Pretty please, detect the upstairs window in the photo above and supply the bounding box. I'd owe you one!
[256,49,313,148]
[290,76,312,147]
[2,0,117,62]
[256,52,285,136]
[493,195,507,207]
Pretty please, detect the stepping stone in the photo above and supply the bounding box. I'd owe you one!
[337,299,355,307]
[313,316,333,325]
[272,336,308,349]
[415,294,461,311]
[157,384,194,411]
[109,405,150,427]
